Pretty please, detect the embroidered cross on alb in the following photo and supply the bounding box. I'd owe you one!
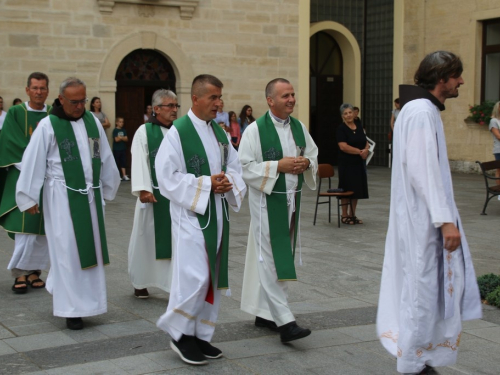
[60,138,78,162]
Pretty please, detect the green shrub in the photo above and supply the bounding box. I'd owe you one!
[486,286,500,308]
[477,273,500,299]
[468,101,495,125]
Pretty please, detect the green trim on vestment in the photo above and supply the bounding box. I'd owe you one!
[174,114,230,290]
[50,111,109,269]
[0,104,51,237]
[256,112,306,281]
[145,122,172,260]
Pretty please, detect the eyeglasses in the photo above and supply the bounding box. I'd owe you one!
[157,104,180,109]
[62,96,88,105]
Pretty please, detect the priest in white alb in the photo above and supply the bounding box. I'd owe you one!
[128,89,178,299]
[238,78,318,343]
[155,74,246,366]
[16,77,120,330]
[377,51,482,375]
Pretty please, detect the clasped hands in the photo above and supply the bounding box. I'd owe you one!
[277,156,310,175]
[211,171,232,194]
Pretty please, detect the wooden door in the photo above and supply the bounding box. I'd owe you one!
[115,86,145,172]
[313,75,343,166]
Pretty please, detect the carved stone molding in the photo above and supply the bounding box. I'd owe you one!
[97,0,199,20]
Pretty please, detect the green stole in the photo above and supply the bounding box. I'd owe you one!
[0,104,51,239]
[256,112,306,281]
[145,122,172,260]
[50,111,109,269]
[174,114,230,294]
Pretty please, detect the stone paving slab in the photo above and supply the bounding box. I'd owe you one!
[3,331,78,352]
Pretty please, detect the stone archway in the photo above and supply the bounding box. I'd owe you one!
[97,32,194,142]
[310,21,361,112]
[308,21,361,165]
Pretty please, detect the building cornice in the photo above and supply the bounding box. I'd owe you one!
[97,0,199,20]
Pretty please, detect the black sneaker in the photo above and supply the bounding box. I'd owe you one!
[66,317,83,330]
[279,321,311,343]
[170,335,208,365]
[134,288,149,299]
[195,337,223,359]
[418,365,440,375]
[255,316,279,332]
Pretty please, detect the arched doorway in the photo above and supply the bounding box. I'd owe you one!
[115,49,176,169]
[310,31,343,166]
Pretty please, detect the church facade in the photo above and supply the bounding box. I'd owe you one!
[1,0,499,170]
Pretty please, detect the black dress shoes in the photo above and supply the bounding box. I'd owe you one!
[255,316,279,332]
[66,317,83,330]
[170,335,208,365]
[279,321,311,343]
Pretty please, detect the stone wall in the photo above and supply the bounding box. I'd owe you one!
[0,0,300,127]
[402,0,500,171]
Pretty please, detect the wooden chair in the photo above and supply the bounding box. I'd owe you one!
[476,160,500,215]
[313,164,354,227]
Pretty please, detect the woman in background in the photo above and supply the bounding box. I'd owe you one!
[337,103,369,225]
[90,97,111,129]
[238,105,255,134]
[488,101,500,185]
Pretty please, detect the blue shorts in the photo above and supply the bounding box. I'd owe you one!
[495,153,500,161]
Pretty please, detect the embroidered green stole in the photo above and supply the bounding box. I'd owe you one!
[0,104,51,239]
[174,115,230,292]
[145,122,172,260]
[256,112,306,281]
[50,112,109,269]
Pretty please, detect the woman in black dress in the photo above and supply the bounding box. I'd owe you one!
[337,103,369,224]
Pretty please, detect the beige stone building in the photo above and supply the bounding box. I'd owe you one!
[0,0,499,170]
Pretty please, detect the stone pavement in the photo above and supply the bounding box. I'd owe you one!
[0,166,499,375]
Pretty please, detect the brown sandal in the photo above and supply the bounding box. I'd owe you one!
[27,273,45,289]
[12,277,28,294]
[341,216,355,225]
[352,216,363,224]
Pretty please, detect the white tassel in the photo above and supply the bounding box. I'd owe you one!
[140,202,147,209]
[225,288,232,297]
[299,255,303,266]
[259,254,264,262]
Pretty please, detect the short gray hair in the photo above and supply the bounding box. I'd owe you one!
[59,77,85,95]
[152,89,177,107]
[339,103,353,115]
[265,78,290,99]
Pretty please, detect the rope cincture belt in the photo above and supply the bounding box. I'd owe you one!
[51,177,102,204]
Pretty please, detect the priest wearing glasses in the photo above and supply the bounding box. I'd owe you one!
[16,77,120,330]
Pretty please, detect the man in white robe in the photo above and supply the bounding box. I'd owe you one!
[0,73,52,293]
[239,78,318,343]
[377,51,482,375]
[16,77,120,330]
[155,74,246,365]
[128,89,178,298]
